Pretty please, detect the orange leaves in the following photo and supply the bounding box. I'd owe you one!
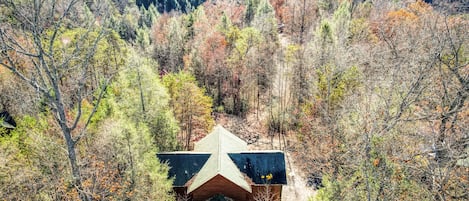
[387,9,418,24]
[385,0,432,25]
[200,32,227,73]
[82,178,93,189]
[204,32,227,51]
[376,0,434,40]
[387,0,432,21]
[0,31,34,73]
[183,54,192,69]
[373,158,380,167]
[435,105,446,114]
[79,154,132,200]
[2,49,29,72]
[408,0,432,14]
[202,0,246,26]
[152,14,171,44]
[271,0,287,22]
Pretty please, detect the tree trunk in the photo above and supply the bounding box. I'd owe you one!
[55,88,90,200]
[67,136,88,200]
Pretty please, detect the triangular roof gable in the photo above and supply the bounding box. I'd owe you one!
[157,125,288,196]
[188,125,251,193]
[191,174,250,201]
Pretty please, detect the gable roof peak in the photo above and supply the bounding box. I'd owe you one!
[188,125,251,193]
[194,124,247,153]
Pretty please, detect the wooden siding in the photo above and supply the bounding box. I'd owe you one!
[191,175,250,201]
[174,182,283,201]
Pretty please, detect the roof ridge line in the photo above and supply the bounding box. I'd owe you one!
[217,127,221,172]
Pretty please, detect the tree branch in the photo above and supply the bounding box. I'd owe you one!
[73,75,113,145]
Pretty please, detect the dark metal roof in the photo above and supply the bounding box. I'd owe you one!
[0,110,16,129]
[157,126,287,191]
[157,152,211,186]
[228,152,287,185]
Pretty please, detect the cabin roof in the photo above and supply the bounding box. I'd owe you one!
[0,110,16,129]
[157,125,287,195]
[157,153,210,186]
[189,125,251,193]
[228,152,287,185]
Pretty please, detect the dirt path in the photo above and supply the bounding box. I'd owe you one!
[217,113,315,201]
[248,135,315,201]
[215,33,315,201]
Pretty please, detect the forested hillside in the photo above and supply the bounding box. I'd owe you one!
[0,0,467,200]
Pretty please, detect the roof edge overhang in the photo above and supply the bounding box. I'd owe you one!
[157,151,212,155]
[229,150,285,154]
[188,173,252,194]
[187,172,213,193]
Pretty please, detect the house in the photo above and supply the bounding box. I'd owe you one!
[0,110,16,129]
[0,110,16,135]
[157,125,287,201]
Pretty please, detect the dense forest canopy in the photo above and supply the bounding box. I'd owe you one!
[137,0,207,12]
[0,0,468,200]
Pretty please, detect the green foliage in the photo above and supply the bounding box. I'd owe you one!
[48,27,127,82]
[333,0,351,22]
[162,71,214,150]
[348,18,370,43]
[185,12,196,40]
[0,4,14,24]
[163,71,198,96]
[312,175,343,201]
[316,65,361,109]
[317,20,334,44]
[223,26,264,115]
[252,0,278,43]
[219,13,234,36]
[257,0,274,15]
[313,154,432,201]
[230,27,263,61]
[318,0,335,14]
[0,115,67,200]
[286,44,301,63]
[136,25,151,48]
[96,117,174,200]
[153,0,206,13]
[139,4,159,28]
[266,99,293,134]
[153,15,187,72]
[245,0,261,24]
[83,49,179,199]
[440,45,468,68]
[110,50,179,151]
[44,27,127,126]
[119,5,141,40]
[332,1,351,44]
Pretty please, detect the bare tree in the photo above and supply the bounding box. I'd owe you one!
[355,3,469,200]
[253,185,277,201]
[0,0,120,200]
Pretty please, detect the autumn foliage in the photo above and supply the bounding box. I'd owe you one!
[1,0,468,200]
